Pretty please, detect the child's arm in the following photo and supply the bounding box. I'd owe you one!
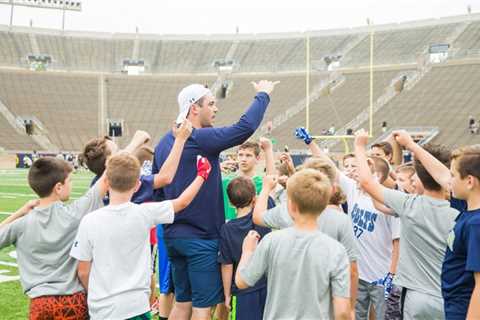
[259,137,275,176]
[235,230,262,290]
[171,157,211,213]
[355,129,386,204]
[221,264,234,311]
[393,130,451,191]
[333,297,351,320]
[77,261,91,291]
[350,262,358,314]
[332,248,352,320]
[0,199,39,227]
[154,121,193,189]
[467,272,480,319]
[252,175,278,227]
[122,130,151,154]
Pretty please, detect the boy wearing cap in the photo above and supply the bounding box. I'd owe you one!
[153,80,279,320]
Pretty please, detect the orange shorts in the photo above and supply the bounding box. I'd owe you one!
[29,291,88,320]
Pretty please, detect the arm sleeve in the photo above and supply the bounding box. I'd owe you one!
[218,226,234,264]
[450,197,467,212]
[262,203,293,230]
[0,218,24,248]
[66,182,104,219]
[132,175,155,204]
[194,93,270,154]
[331,246,351,298]
[466,222,480,272]
[70,219,93,261]
[383,188,411,217]
[240,235,271,287]
[339,217,359,262]
[141,201,175,227]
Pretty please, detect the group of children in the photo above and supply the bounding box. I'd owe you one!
[0,85,479,320]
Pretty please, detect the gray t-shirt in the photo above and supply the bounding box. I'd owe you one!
[240,227,350,320]
[383,188,459,297]
[263,204,359,262]
[0,183,103,298]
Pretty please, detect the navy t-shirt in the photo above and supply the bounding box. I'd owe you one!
[90,174,155,205]
[153,92,271,239]
[442,197,480,319]
[218,212,271,295]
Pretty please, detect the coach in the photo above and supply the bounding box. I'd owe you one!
[152,80,278,320]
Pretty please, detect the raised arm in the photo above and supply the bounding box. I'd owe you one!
[0,199,39,227]
[354,129,386,204]
[259,137,275,176]
[393,130,451,191]
[195,81,279,154]
[122,130,151,154]
[154,120,192,188]
[171,157,211,212]
[252,175,278,227]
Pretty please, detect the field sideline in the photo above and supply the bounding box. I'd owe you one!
[0,169,94,319]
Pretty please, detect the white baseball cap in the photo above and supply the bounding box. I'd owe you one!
[176,84,213,124]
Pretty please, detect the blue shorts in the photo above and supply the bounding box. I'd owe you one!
[233,287,267,320]
[156,227,173,294]
[164,238,223,308]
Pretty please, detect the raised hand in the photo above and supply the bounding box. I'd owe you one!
[354,129,369,148]
[262,175,278,191]
[295,127,313,145]
[251,80,280,95]
[174,120,193,141]
[132,130,151,145]
[392,130,415,149]
[242,230,260,253]
[259,137,273,151]
[197,156,212,180]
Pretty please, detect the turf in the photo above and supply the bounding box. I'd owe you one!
[0,169,93,319]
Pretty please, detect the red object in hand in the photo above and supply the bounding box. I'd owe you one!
[197,156,212,180]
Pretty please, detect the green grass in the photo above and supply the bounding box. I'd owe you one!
[0,169,93,319]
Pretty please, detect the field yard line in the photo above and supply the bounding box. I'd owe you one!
[0,261,18,267]
[0,212,11,215]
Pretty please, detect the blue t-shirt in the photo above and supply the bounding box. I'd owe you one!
[218,212,271,295]
[152,92,271,239]
[90,174,155,205]
[442,197,480,319]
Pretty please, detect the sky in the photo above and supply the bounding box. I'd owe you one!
[0,0,479,35]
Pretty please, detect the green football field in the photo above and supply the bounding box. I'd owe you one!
[0,169,94,319]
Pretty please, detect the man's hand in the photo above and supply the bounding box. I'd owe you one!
[173,120,193,141]
[242,230,260,253]
[251,80,280,95]
[354,129,369,148]
[197,156,212,180]
[279,152,295,175]
[259,137,273,151]
[262,175,278,191]
[392,130,415,150]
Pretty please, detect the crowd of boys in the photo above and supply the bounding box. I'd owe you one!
[0,79,479,320]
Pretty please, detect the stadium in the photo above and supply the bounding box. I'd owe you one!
[0,1,480,319]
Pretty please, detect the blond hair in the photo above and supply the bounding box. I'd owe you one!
[106,153,140,192]
[287,169,332,215]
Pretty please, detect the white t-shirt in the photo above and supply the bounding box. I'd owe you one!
[70,201,174,320]
[339,173,400,283]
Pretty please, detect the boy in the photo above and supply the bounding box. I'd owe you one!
[395,164,415,194]
[219,177,271,320]
[222,139,275,221]
[235,169,351,320]
[70,153,211,320]
[354,129,459,319]
[0,157,107,319]
[391,131,480,319]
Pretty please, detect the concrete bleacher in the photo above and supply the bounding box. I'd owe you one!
[0,70,98,151]
[0,115,39,151]
[360,62,480,148]
[452,21,480,58]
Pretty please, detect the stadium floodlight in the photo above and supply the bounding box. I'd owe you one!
[0,0,82,30]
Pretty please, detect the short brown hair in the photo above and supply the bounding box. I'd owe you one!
[302,157,345,205]
[133,145,154,166]
[415,144,451,191]
[370,156,390,183]
[106,153,140,192]
[451,145,480,180]
[227,176,256,209]
[371,141,393,157]
[238,141,260,157]
[80,136,113,176]
[28,157,73,197]
[287,169,332,215]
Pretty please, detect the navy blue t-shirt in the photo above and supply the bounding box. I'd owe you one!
[153,92,271,239]
[218,212,271,295]
[90,174,155,205]
[442,197,480,319]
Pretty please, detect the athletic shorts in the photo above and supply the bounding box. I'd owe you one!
[232,287,267,320]
[157,227,174,294]
[126,311,152,320]
[29,291,88,320]
[164,238,223,308]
